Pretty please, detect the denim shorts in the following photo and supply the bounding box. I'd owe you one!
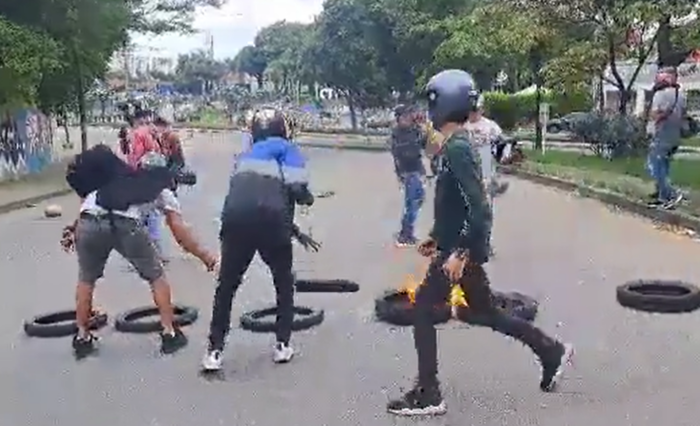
[76,213,164,284]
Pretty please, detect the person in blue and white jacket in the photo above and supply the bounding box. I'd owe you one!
[202,108,318,372]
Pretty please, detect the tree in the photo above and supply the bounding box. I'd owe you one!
[231,46,267,87]
[312,0,392,128]
[252,21,314,95]
[0,17,62,109]
[175,50,226,94]
[128,0,224,35]
[525,0,668,114]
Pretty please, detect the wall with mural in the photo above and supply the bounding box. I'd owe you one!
[0,108,54,181]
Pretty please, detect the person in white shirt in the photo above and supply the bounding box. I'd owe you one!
[463,94,503,254]
[64,151,217,359]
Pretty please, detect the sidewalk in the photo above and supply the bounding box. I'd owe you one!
[0,158,72,214]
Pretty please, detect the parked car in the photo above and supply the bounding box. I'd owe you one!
[546,112,590,133]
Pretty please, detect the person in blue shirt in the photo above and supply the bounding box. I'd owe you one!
[201,108,318,372]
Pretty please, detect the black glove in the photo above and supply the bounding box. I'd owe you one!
[293,228,321,252]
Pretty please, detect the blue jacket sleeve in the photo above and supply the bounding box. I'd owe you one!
[281,142,314,206]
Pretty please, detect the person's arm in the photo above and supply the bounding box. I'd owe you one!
[158,190,216,266]
[444,137,490,254]
[281,142,314,206]
[650,90,676,123]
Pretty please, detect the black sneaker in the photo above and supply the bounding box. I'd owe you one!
[72,333,98,360]
[539,342,574,392]
[387,384,446,416]
[160,328,188,355]
[647,199,663,208]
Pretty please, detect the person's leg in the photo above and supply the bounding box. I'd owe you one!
[113,217,185,354]
[387,254,450,416]
[646,146,663,203]
[73,216,113,358]
[660,145,682,207]
[459,262,573,391]
[398,174,412,244]
[202,223,257,370]
[258,234,295,363]
[404,172,424,240]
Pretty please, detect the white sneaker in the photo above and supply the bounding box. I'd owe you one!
[273,342,294,363]
[201,349,223,371]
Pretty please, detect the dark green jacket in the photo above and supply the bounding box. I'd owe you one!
[430,130,492,263]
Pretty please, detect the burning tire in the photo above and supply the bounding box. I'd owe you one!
[239,305,325,333]
[455,291,538,324]
[374,289,451,326]
[616,280,700,313]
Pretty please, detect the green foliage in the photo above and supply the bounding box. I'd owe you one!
[0,17,61,108]
[482,90,593,131]
[568,112,649,158]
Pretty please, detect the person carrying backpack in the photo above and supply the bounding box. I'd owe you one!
[62,146,218,359]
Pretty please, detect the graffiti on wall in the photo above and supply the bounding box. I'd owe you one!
[0,109,54,180]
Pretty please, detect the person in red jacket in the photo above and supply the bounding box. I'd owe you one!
[128,110,160,168]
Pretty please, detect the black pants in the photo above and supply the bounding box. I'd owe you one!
[207,216,295,350]
[414,253,557,387]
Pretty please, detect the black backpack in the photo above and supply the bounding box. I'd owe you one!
[66,145,174,211]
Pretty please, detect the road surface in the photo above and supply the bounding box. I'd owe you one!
[3,132,700,426]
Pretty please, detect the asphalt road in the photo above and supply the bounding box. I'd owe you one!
[4,132,700,426]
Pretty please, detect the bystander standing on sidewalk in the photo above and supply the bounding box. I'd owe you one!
[646,66,685,209]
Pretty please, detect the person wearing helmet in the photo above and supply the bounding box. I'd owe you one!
[386,70,573,417]
[389,104,428,246]
[63,149,217,359]
[201,107,317,372]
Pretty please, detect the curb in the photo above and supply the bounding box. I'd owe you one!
[500,166,700,234]
[297,140,388,152]
[0,188,72,215]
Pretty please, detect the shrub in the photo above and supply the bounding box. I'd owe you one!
[482,89,593,131]
[568,112,649,159]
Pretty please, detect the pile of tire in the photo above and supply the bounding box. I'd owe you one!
[374,289,538,326]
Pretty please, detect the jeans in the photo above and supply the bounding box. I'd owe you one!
[413,253,557,387]
[143,211,163,257]
[646,143,677,201]
[400,172,425,238]
[208,216,295,350]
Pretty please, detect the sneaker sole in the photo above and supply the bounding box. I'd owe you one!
[544,343,574,391]
[387,401,447,416]
[273,355,294,364]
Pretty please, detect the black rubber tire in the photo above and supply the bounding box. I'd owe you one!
[314,190,335,198]
[239,305,324,333]
[455,291,538,324]
[295,278,360,293]
[114,304,199,333]
[374,289,451,326]
[616,280,700,313]
[23,310,108,338]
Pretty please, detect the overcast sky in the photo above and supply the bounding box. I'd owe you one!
[130,0,323,59]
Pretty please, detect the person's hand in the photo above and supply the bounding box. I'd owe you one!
[60,224,76,253]
[417,238,436,257]
[202,252,219,273]
[295,231,321,252]
[443,251,468,282]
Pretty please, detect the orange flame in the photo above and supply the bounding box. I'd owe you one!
[397,272,468,307]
